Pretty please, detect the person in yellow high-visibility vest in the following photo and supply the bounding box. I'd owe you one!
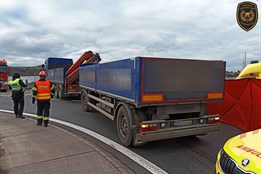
[32,71,55,127]
[8,73,27,118]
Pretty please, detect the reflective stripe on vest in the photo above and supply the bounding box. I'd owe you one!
[8,79,22,91]
[35,80,51,100]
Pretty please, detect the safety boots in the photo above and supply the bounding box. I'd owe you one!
[18,115,25,119]
[37,119,42,126]
[37,119,48,127]
[44,120,48,127]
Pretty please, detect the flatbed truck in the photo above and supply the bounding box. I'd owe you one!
[45,51,100,98]
[79,55,226,146]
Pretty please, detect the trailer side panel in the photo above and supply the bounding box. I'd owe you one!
[79,64,96,90]
[80,57,225,105]
[47,67,67,84]
[80,59,135,100]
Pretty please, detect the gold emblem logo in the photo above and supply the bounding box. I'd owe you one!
[237,1,258,31]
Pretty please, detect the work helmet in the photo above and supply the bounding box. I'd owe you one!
[39,71,47,79]
[12,73,20,79]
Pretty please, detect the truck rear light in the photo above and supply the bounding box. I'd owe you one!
[140,123,158,132]
[68,84,77,89]
[207,116,220,124]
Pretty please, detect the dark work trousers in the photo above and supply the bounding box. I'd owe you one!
[12,97,25,117]
[37,100,51,126]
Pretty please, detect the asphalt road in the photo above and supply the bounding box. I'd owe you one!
[0,92,242,174]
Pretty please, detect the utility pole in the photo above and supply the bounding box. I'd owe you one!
[243,52,246,69]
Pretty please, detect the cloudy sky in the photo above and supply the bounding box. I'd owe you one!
[1,0,261,71]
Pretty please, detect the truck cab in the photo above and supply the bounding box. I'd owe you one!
[0,60,10,92]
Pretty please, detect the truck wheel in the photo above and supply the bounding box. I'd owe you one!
[116,105,133,147]
[58,84,66,98]
[81,90,92,112]
[55,85,60,98]
[58,84,63,98]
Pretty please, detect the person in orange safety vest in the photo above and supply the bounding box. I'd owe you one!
[32,71,55,127]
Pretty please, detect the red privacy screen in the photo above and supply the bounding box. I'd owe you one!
[206,79,261,131]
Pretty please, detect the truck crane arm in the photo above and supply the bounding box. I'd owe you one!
[66,51,101,85]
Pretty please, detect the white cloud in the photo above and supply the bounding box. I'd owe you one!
[1,0,261,71]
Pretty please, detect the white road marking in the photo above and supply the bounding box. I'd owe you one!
[0,109,168,174]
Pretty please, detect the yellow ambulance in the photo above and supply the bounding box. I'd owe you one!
[216,129,261,174]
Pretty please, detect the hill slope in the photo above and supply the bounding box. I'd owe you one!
[9,65,43,76]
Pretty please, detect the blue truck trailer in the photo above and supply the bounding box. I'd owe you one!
[80,56,226,146]
[45,51,100,98]
[45,57,74,98]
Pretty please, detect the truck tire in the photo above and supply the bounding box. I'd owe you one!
[58,84,66,98]
[116,104,133,147]
[81,90,92,112]
[55,85,60,98]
